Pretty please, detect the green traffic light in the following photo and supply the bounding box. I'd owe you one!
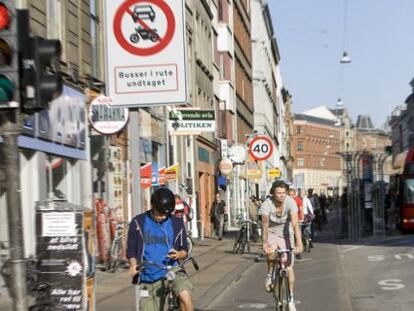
[0,74,15,101]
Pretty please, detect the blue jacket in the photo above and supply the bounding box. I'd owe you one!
[127,210,189,284]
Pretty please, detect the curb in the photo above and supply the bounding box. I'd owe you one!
[195,256,255,311]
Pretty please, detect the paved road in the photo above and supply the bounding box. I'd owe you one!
[205,211,414,311]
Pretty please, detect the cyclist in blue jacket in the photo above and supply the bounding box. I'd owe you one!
[127,187,193,311]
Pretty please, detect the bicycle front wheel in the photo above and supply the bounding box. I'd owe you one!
[279,274,290,311]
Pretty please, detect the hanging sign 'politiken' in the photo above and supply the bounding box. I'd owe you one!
[104,0,187,107]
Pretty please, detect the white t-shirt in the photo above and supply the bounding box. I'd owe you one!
[259,195,298,237]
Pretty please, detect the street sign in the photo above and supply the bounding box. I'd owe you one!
[229,144,247,164]
[268,168,281,178]
[248,135,273,161]
[104,0,187,107]
[89,95,129,135]
[168,109,215,135]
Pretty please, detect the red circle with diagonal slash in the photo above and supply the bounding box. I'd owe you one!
[113,0,175,56]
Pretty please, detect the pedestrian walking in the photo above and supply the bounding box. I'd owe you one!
[210,193,226,240]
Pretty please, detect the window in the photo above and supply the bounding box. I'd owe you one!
[219,54,224,79]
[218,0,223,21]
[296,126,303,134]
[297,158,304,167]
[297,141,304,152]
[47,0,62,39]
[90,0,100,77]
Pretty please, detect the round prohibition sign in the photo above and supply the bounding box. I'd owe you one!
[113,0,176,56]
[249,135,273,161]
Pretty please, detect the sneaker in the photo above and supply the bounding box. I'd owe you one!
[288,299,297,311]
[264,274,272,292]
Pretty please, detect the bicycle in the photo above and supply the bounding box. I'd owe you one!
[28,282,65,311]
[301,221,312,253]
[186,229,194,256]
[105,223,125,273]
[270,248,294,311]
[138,257,199,311]
[233,218,252,254]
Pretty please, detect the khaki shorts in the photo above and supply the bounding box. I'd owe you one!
[267,233,294,268]
[139,272,193,311]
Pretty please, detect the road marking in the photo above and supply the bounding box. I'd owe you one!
[342,245,364,253]
[238,301,301,309]
[394,253,414,260]
[367,255,385,262]
[296,257,313,262]
[378,279,405,290]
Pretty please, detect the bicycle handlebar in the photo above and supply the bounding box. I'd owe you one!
[137,257,199,273]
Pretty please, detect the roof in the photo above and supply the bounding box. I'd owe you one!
[294,113,339,127]
[301,106,339,122]
[356,115,374,129]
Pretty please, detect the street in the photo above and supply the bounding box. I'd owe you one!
[203,211,414,311]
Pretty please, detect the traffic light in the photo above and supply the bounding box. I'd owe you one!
[0,1,19,108]
[31,36,62,109]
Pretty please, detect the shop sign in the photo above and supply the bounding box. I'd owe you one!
[0,86,87,160]
[268,168,281,178]
[140,162,152,188]
[159,167,166,185]
[168,109,215,135]
[89,95,129,135]
[219,158,233,175]
[165,163,179,180]
[246,161,261,180]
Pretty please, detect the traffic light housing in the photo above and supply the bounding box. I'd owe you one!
[31,36,62,109]
[0,1,19,108]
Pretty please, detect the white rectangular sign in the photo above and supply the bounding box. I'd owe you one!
[42,212,77,237]
[104,0,187,107]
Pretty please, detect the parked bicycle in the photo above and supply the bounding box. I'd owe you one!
[28,282,63,311]
[301,221,312,253]
[138,257,199,311]
[105,223,125,273]
[233,216,252,254]
[270,248,294,311]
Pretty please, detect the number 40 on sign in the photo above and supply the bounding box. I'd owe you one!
[248,135,273,161]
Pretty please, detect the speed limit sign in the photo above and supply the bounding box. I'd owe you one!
[248,135,273,161]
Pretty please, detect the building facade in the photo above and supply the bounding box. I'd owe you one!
[292,108,342,194]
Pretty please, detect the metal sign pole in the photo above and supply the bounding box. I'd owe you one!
[128,109,141,311]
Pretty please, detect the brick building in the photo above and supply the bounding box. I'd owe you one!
[292,108,342,194]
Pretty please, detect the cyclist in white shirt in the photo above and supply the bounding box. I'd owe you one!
[260,181,303,310]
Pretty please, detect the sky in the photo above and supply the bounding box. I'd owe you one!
[268,0,414,128]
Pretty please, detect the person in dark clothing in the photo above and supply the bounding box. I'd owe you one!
[210,193,226,240]
[127,188,193,311]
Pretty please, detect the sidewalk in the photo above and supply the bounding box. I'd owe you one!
[0,236,261,311]
[95,236,262,311]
